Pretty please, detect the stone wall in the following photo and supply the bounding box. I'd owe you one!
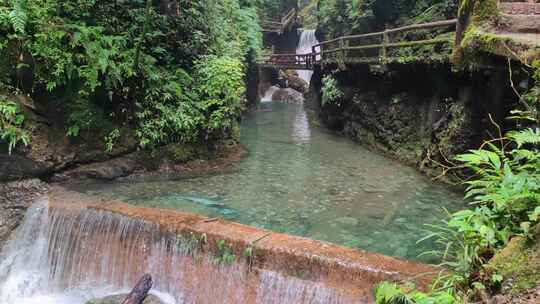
[310,63,520,180]
[499,1,540,15]
[0,179,48,248]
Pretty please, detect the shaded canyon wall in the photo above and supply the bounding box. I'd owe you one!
[309,63,518,180]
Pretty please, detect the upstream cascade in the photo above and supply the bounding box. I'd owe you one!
[296,29,319,83]
[0,198,361,304]
[261,29,319,101]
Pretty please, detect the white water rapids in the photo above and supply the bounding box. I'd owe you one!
[261,86,279,102]
[0,199,176,304]
[260,29,319,102]
[0,197,355,304]
[296,29,319,84]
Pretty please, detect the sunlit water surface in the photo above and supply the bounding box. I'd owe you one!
[67,102,464,262]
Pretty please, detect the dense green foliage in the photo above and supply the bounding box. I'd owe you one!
[321,74,344,106]
[0,0,262,151]
[316,0,458,38]
[0,94,29,154]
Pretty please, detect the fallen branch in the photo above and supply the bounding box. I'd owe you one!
[121,274,153,304]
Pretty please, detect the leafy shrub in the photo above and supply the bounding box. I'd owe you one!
[135,68,201,148]
[321,74,344,106]
[214,239,236,265]
[195,55,246,140]
[375,282,457,304]
[104,128,120,153]
[0,96,29,154]
[420,128,540,294]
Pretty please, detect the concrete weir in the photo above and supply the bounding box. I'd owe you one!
[48,187,437,303]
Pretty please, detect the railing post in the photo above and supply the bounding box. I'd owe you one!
[339,38,347,70]
[381,28,389,63]
[320,44,324,67]
[344,38,349,60]
[340,38,345,61]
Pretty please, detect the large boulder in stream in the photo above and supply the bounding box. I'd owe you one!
[271,88,305,104]
[85,294,166,304]
[288,76,309,94]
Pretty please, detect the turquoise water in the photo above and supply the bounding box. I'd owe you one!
[67,102,464,262]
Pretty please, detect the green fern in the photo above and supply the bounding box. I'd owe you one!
[8,0,27,34]
[375,282,458,304]
[375,282,415,304]
[0,96,30,154]
[507,128,540,148]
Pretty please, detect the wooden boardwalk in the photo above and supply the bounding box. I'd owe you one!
[261,8,297,35]
[259,19,457,70]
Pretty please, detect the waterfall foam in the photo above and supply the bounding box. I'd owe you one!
[296,29,319,84]
[261,86,279,102]
[0,193,378,303]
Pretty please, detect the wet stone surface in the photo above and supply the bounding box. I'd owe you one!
[0,179,48,248]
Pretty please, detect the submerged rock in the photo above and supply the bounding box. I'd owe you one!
[85,294,165,304]
[271,88,305,104]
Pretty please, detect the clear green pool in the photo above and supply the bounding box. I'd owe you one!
[67,101,464,262]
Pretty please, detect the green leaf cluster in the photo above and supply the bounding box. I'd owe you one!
[375,282,458,304]
[0,95,29,154]
[321,74,344,106]
[316,0,458,39]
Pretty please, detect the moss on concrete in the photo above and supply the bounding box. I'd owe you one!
[455,0,540,67]
[465,28,539,65]
[486,236,540,294]
[472,0,499,22]
[458,0,499,23]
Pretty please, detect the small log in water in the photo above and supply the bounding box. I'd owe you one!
[121,274,153,304]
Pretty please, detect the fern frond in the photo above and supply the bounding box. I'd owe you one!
[8,0,27,34]
[508,128,540,148]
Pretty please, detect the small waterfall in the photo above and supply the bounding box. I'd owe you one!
[296,29,319,84]
[0,197,361,304]
[261,86,279,102]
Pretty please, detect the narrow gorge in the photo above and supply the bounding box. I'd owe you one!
[0,0,539,303]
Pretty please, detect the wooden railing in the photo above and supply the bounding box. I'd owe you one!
[261,21,283,33]
[260,8,297,34]
[313,19,457,66]
[258,53,314,70]
[260,19,457,69]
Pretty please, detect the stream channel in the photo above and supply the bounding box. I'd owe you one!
[67,101,465,262]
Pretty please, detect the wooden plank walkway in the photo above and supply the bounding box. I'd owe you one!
[261,8,297,34]
[259,19,457,70]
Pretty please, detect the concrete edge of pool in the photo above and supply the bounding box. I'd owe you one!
[49,186,439,301]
